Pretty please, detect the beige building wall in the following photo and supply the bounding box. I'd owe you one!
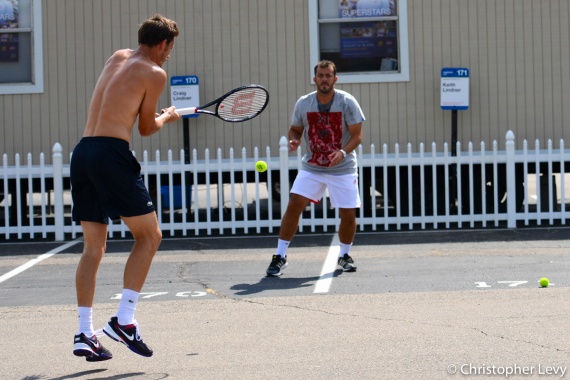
[1,0,569,162]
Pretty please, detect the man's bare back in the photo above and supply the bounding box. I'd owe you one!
[83,48,177,142]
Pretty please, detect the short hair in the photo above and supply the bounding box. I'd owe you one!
[138,14,179,47]
[314,60,337,76]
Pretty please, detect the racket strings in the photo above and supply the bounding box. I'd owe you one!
[218,89,268,120]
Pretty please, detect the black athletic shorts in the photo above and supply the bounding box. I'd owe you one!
[70,136,155,224]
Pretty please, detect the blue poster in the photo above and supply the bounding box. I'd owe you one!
[339,22,397,59]
[338,1,397,59]
[0,0,18,62]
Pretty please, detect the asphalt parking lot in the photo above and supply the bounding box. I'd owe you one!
[1,227,570,379]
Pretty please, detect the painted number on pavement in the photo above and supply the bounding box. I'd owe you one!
[111,291,207,300]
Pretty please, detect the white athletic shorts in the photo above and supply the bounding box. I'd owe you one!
[290,170,361,209]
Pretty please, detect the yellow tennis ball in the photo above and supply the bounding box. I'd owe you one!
[539,277,549,288]
[255,160,267,172]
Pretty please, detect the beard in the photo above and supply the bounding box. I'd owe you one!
[318,83,334,94]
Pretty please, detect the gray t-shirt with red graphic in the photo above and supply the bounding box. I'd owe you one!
[291,89,366,175]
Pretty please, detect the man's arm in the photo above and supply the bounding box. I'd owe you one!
[288,125,304,152]
[343,122,363,154]
[328,122,362,166]
[138,68,179,136]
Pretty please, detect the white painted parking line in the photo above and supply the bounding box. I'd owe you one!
[314,233,340,294]
[0,238,82,284]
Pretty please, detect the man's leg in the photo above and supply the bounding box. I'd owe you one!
[74,221,113,362]
[102,211,161,358]
[337,208,357,272]
[279,193,310,241]
[76,221,108,308]
[120,212,162,291]
[266,193,310,276]
[338,207,357,244]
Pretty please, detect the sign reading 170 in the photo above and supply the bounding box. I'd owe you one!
[182,76,198,84]
[171,75,200,118]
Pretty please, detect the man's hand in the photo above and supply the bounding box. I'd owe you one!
[289,139,301,152]
[158,106,181,123]
[327,150,344,166]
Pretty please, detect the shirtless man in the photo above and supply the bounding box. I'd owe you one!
[70,14,180,361]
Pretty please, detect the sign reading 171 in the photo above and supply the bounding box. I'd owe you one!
[441,68,469,111]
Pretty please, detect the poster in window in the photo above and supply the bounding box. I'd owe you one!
[339,0,396,19]
[0,0,18,62]
[338,1,397,60]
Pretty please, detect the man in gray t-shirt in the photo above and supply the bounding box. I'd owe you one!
[266,60,366,277]
[292,88,364,175]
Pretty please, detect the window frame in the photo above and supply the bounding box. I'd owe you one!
[308,0,409,84]
[0,0,44,94]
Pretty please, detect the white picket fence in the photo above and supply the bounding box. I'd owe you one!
[1,131,569,241]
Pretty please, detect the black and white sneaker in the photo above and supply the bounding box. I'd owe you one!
[338,254,357,272]
[73,333,113,362]
[266,255,288,276]
[103,317,153,357]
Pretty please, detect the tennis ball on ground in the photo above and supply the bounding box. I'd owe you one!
[539,277,549,288]
[255,160,267,172]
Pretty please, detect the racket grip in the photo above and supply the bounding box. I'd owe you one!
[177,107,197,116]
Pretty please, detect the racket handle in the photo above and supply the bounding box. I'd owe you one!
[177,107,197,116]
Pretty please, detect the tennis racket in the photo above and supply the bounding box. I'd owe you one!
[177,84,269,122]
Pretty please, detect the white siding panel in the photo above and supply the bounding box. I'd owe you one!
[560,1,570,141]
[2,0,570,161]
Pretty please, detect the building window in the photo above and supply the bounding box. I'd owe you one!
[0,0,43,94]
[309,0,409,83]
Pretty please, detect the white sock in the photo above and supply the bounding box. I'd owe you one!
[276,239,290,257]
[117,288,139,325]
[339,242,353,258]
[77,306,94,337]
